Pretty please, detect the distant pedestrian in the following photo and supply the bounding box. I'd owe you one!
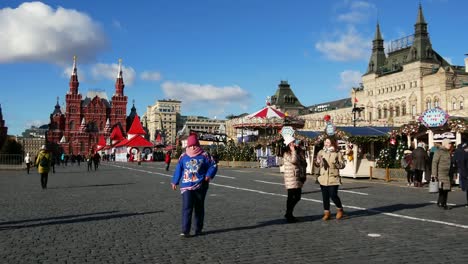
[86,153,93,172]
[282,136,307,223]
[432,139,453,210]
[93,153,101,170]
[401,149,414,186]
[171,133,218,237]
[165,151,172,171]
[315,137,346,221]
[454,142,468,207]
[24,153,32,174]
[35,145,51,189]
[412,142,429,187]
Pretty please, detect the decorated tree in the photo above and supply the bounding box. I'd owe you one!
[376,148,392,168]
[394,140,407,168]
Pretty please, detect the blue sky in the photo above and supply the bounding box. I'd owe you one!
[1,0,466,135]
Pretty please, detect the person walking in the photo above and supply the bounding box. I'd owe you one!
[432,138,453,210]
[24,153,32,174]
[401,150,414,186]
[282,136,307,223]
[454,142,468,207]
[86,152,93,172]
[165,151,172,171]
[35,145,51,189]
[315,137,346,221]
[171,133,218,237]
[93,152,101,170]
[412,142,429,187]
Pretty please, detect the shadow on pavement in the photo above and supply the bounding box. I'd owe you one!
[0,210,162,231]
[48,182,137,189]
[200,215,323,236]
[344,202,433,219]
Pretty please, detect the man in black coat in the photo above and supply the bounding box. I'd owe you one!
[412,142,429,187]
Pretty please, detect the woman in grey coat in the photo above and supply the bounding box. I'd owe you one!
[432,139,452,210]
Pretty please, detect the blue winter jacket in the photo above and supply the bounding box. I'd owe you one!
[172,152,218,193]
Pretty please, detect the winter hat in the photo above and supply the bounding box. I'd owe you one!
[441,138,451,148]
[403,150,412,154]
[283,135,295,146]
[187,134,200,147]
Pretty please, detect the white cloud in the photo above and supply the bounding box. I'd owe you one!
[140,71,162,81]
[91,63,136,85]
[337,70,362,90]
[0,2,107,64]
[336,1,376,24]
[315,26,371,61]
[161,81,250,112]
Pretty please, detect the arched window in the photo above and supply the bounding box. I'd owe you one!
[383,105,388,118]
[452,101,457,110]
[389,104,394,117]
[402,102,407,116]
[378,106,382,119]
[395,105,400,117]
[460,96,464,110]
[69,120,75,130]
[426,98,432,110]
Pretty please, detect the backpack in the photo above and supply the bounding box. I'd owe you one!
[39,155,49,168]
[401,155,412,170]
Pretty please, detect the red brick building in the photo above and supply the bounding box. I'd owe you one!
[47,57,128,155]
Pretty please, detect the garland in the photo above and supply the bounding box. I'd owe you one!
[448,118,468,133]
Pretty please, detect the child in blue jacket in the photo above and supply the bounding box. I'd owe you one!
[171,133,218,237]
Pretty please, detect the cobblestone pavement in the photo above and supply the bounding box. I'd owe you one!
[1,162,467,263]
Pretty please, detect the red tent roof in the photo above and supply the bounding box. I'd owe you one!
[127,115,146,135]
[97,135,106,146]
[247,105,285,119]
[110,126,125,141]
[114,135,153,148]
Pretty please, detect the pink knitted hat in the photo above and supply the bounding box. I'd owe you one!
[187,134,200,147]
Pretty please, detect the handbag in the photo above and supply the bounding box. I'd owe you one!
[429,177,439,193]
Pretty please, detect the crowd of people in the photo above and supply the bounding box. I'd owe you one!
[401,139,468,209]
[24,133,468,237]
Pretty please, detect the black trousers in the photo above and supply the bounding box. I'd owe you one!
[437,189,449,206]
[40,173,48,189]
[414,170,424,183]
[406,170,414,184]
[165,162,170,171]
[286,188,302,217]
[320,185,343,211]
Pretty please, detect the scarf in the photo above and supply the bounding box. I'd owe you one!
[323,146,335,153]
[186,146,203,157]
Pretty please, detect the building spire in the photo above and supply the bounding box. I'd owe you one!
[366,22,386,74]
[416,2,426,25]
[115,58,125,96]
[69,56,79,94]
[117,58,123,78]
[374,22,383,40]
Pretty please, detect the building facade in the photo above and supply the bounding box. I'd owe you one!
[301,4,468,130]
[142,99,181,145]
[46,57,128,155]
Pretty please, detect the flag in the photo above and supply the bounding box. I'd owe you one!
[354,97,358,103]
